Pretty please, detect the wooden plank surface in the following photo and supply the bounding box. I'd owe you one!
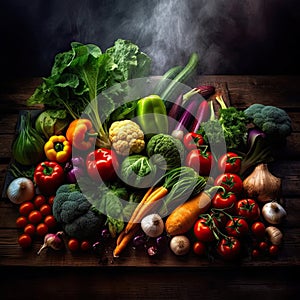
[1,76,300,299]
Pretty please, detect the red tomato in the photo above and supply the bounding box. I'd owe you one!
[18,233,32,248]
[259,241,268,251]
[235,199,260,222]
[251,248,260,258]
[48,196,55,206]
[36,223,48,236]
[185,149,214,176]
[28,210,43,224]
[193,241,206,256]
[19,202,35,216]
[80,240,91,251]
[218,152,242,173]
[39,204,52,216]
[44,215,57,228]
[214,173,243,194]
[217,237,241,260]
[269,244,279,256]
[211,191,237,209]
[24,224,36,236]
[68,238,80,252]
[193,217,215,242]
[183,132,204,151]
[251,222,266,239]
[33,195,46,208]
[225,217,249,237]
[16,216,28,228]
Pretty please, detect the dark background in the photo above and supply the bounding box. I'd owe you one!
[1,0,300,79]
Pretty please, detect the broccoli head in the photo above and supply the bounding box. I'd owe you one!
[53,188,105,240]
[244,104,292,140]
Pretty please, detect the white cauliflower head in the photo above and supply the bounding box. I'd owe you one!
[109,120,145,156]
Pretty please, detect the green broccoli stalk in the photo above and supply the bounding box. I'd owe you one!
[52,187,105,240]
[244,104,292,141]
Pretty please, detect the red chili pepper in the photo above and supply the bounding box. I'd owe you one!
[183,132,204,151]
[86,148,119,182]
[34,161,65,196]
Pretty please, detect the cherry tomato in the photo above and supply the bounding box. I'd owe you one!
[183,132,204,151]
[68,238,80,252]
[18,233,32,248]
[185,148,214,176]
[16,216,28,228]
[235,199,260,222]
[214,173,243,194]
[211,190,237,210]
[251,248,260,258]
[19,202,35,216]
[48,195,55,206]
[39,204,52,216]
[251,221,266,239]
[24,224,36,236]
[218,152,242,173]
[33,195,46,208]
[259,241,268,251]
[225,217,249,237]
[36,223,48,236]
[269,244,279,256]
[44,215,57,228]
[28,210,43,224]
[193,241,206,256]
[193,217,215,242]
[80,240,92,251]
[217,237,241,260]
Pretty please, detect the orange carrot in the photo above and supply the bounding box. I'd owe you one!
[113,226,139,258]
[124,186,154,233]
[125,186,168,234]
[165,186,221,236]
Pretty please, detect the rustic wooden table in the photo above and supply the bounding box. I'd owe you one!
[0,76,299,299]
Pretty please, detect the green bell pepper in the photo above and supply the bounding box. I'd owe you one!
[136,95,169,137]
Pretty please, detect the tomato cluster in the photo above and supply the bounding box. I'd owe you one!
[16,194,57,249]
[183,143,282,261]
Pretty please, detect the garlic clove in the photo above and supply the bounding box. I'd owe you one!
[265,226,283,245]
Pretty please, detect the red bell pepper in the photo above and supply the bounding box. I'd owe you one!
[34,161,65,196]
[86,148,119,182]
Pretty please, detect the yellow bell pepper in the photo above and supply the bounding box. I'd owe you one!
[44,135,72,163]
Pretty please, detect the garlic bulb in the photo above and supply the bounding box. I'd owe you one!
[7,177,35,204]
[262,201,287,224]
[170,235,190,255]
[265,226,283,245]
[141,214,164,238]
[243,164,281,202]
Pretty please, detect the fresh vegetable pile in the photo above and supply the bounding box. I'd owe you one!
[6,39,293,263]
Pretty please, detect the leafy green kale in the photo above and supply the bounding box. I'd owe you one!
[198,106,249,150]
[27,39,151,148]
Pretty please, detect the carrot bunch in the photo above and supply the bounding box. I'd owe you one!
[113,167,206,257]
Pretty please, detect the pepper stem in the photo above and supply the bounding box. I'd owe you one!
[41,163,53,176]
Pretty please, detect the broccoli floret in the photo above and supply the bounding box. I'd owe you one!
[56,183,79,195]
[244,104,292,140]
[52,190,105,240]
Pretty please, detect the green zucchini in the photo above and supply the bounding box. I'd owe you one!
[160,53,199,103]
[154,65,184,95]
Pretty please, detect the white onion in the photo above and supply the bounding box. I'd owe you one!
[7,177,35,204]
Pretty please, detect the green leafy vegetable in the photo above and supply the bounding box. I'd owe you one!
[35,109,70,139]
[27,39,151,148]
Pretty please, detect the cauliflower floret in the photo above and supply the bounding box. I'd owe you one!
[109,120,145,156]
